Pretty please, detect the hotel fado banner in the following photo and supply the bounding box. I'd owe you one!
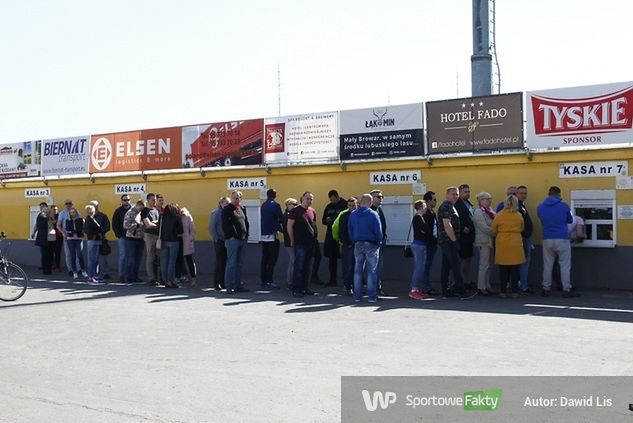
[339,103,424,160]
[426,93,523,154]
[181,119,264,168]
[41,136,89,176]
[0,140,41,179]
[89,127,182,173]
[264,112,338,164]
[526,81,633,149]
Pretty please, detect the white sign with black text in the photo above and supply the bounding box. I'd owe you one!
[370,170,421,185]
[114,184,146,195]
[24,188,51,198]
[227,178,267,190]
[559,161,628,178]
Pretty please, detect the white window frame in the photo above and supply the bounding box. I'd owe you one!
[381,196,414,246]
[570,190,616,248]
[29,205,41,240]
[241,199,261,243]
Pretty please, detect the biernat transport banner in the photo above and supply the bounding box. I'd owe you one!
[526,81,633,149]
[182,119,263,168]
[89,127,182,173]
[0,140,41,179]
[264,112,338,164]
[426,93,523,154]
[42,136,89,176]
[339,103,424,160]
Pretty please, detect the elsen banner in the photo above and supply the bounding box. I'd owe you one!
[41,136,89,176]
[264,112,338,164]
[526,81,633,149]
[339,103,424,160]
[0,141,41,179]
[182,119,263,168]
[89,127,182,173]
[426,93,523,154]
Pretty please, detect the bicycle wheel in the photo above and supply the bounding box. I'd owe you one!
[0,261,28,301]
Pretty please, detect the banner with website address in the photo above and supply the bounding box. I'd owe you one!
[339,103,424,160]
[89,127,182,173]
[41,136,89,176]
[181,119,263,168]
[263,112,338,164]
[426,92,523,154]
[526,81,633,149]
[0,140,41,179]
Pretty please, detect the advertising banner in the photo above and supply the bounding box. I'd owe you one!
[339,103,424,160]
[426,93,523,154]
[89,127,182,173]
[41,136,89,176]
[182,119,263,168]
[0,141,41,179]
[526,81,633,149]
[264,112,338,164]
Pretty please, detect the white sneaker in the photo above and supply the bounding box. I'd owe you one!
[81,271,88,278]
[72,272,78,279]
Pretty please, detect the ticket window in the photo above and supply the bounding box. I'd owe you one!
[29,205,41,240]
[380,196,414,246]
[570,190,616,248]
[241,199,261,243]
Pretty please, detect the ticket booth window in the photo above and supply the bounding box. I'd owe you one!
[381,196,414,246]
[570,190,616,248]
[241,199,261,243]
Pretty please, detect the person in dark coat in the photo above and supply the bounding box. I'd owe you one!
[34,202,53,275]
[321,190,347,286]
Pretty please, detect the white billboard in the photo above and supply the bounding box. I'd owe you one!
[41,136,89,176]
[0,141,41,179]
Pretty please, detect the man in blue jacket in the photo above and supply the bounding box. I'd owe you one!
[260,188,283,289]
[537,186,579,298]
[348,194,383,303]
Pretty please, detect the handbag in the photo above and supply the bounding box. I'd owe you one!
[155,217,163,250]
[403,220,413,258]
[99,238,111,256]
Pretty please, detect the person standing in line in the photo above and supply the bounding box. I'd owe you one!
[180,206,197,287]
[348,194,382,303]
[287,192,319,298]
[369,189,388,295]
[421,191,439,296]
[209,196,229,291]
[84,204,104,285]
[141,193,160,286]
[159,203,184,289]
[537,186,579,298]
[454,184,476,290]
[260,188,283,290]
[322,189,348,287]
[281,198,298,290]
[89,200,111,280]
[473,192,497,296]
[112,195,131,283]
[34,202,54,275]
[408,200,431,301]
[496,186,517,212]
[492,195,525,298]
[332,196,358,296]
[516,185,535,294]
[222,191,250,294]
[56,199,78,276]
[49,205,64,272]
[123,200,145,283]
[64,207,88,279]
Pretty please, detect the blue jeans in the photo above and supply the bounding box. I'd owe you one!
[440,241,465,295]
[117,238,127,278]
[410,242,427,291]
[293,243,314,294]
[341,243,355,290]
[423,243,437,292]
[225,239,247,291]
[66,239,85,272]
[354,241,379,301]
[125,238,144,281]
[86,240,101,278]
[520,237,532,291]
[161,241,180,284]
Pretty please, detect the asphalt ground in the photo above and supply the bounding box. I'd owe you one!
[1,267,632,422]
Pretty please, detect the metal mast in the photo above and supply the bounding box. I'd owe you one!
[471,0,492,96]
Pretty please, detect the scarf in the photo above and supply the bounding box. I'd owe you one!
[481,206,496,220]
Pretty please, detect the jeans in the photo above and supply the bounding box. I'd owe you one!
[144,233,159,281]
[293,243,314,294]
[440,241,465,295]
[125,238,144,282]
[341,243,355,290]
[64,239,84,273]
[422,243,437,292]
[354,241,379,301]
[66,239,85,272]
[225,239,247,291]
[161,241,180,284]
[260,239,280,284]
[520,237,533,291]
[542,239,572,291]
[311,238,322,280]
[214,240,227,288]
[117,238,127,278]
[285,246,295,285]
[86,240,101,278]
[410,242,427,291]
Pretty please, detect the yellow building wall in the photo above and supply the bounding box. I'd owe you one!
[2,148,632,245]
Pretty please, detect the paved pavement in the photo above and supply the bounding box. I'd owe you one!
[1,267,632,422]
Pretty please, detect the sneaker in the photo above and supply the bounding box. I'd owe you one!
[408,290,427,300]
[423,289,440,296]
[541,289,550,297]
[521,288,536,294]
[81,271,89,278]
[354,298,361,303]
[72,272,78,280]
[260,282,281,290]
[562,290,580,298]
[344,288,354,296]
[234,287,250,293]
[368,298,378,303]
[303,289,318,296]
[379,289,388,296]
[88,277,102,285]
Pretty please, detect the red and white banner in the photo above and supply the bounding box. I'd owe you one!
[526,81,633,148]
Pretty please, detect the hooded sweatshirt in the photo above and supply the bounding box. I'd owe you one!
[537,195,573,240]
[348,206,382,245]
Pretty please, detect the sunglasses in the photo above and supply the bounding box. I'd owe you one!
[65,202,72,205]
[122,199,130,202]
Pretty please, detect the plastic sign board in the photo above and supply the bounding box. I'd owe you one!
[370,170,421,185]
[227,178,267,190]
[559,161,628,178]
[0,141,41,179]
[114,184,146,195]
[25,188,51,198]
[41,136,89,176]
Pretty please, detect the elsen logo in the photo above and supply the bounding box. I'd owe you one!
[531,86,633,136]
[91,137,112,171]
[361,390,397,411]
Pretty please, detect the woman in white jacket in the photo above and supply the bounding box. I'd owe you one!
[473,192,497,296]
[180,207,197,287]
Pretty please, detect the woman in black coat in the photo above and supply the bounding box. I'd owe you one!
[34,205,54,275]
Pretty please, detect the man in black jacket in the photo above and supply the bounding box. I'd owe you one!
[322,189,347,287]
[370,189,387,295]
[221,191,249,293]
[111,195,131,282]
[517,185,535,293]
[89,200,111,279]
[454,184,476,290]
[338,197,357,295]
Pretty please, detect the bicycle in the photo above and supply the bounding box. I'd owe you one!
[0,232,28,301]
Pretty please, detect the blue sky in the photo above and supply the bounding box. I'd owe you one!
[1,0,631,141]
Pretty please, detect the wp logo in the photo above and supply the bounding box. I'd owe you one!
[361,390,397,411]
